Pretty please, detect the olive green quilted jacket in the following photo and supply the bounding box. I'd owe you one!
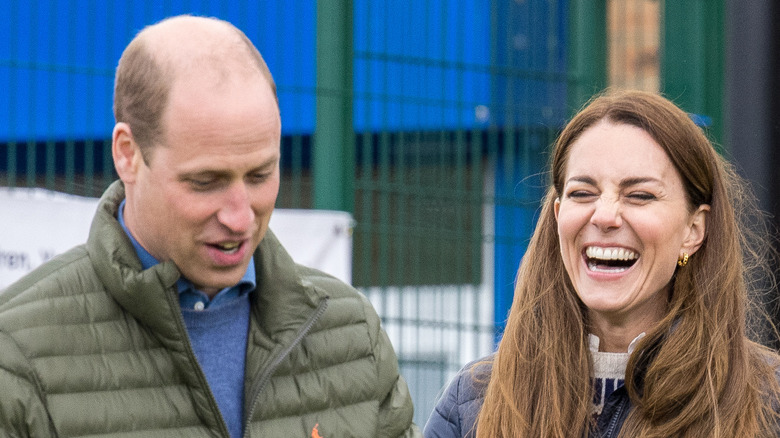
[0,181,420,437]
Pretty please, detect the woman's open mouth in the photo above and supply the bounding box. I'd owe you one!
[584,246,638,273]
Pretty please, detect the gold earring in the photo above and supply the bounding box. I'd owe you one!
[677,252,689,267]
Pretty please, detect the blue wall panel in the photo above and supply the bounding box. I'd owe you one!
[2,1,567,139]
[0,0,316,141]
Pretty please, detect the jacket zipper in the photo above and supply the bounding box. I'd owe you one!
[603,396,627,438]
[163,286,232,438]
[241,297,329,438]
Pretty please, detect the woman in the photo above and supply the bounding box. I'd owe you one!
[424,89,780,437]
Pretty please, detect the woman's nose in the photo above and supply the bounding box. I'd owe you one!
[590,196,622,231]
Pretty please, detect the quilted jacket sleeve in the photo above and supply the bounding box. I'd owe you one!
[423,358,491,438]
[369,305,422,438]
[0,331,56,438]
[423,371,464,438]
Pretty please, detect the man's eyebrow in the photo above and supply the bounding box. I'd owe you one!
[178,157,279,180]
[178,169,230,180]
[251,156,280,171]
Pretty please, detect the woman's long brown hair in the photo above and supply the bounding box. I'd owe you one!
[475,89,780,437]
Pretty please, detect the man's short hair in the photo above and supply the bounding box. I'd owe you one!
[112,16,278,163]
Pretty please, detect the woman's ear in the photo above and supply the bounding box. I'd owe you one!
[684,204,709,256]
[112,122,142,183]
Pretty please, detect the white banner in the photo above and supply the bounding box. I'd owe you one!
[0,187,353,291]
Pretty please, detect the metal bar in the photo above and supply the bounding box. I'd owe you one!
[662,0,725,147]
[314,0,355,212]
[567,0,607,112]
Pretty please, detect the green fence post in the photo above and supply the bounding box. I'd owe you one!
[314,0,355,212]
[567,0,607,114]
[662,0,725,148]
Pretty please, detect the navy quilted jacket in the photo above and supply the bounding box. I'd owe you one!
[423,356,631,438]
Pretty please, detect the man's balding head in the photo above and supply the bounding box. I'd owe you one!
[113,15,277,163]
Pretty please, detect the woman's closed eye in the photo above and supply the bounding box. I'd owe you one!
[567,190,597,200]
[626,191,656,202]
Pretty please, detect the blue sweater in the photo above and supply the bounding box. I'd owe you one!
[181,295,251,438]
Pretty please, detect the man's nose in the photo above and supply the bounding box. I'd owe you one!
[218,184,255,233]
[590,196,622,231]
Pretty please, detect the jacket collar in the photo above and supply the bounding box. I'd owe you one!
[87,181,326,345]
[251,222,325,340]
[87,181,183,346]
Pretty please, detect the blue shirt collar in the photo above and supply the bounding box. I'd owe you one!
[118,199,256,307]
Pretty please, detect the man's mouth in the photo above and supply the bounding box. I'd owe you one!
[213,241,241,254]
[584,246,638,273]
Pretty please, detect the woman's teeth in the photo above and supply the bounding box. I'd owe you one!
[585,246,638,261]
[585,246,638,272]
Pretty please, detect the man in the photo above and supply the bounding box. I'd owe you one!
[0,15,419,437]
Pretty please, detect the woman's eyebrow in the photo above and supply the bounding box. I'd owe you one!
[619,177,662,188]
[565,175,596,186]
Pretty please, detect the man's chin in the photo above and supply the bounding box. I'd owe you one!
[181,259,251,290]
[188,270,248,297]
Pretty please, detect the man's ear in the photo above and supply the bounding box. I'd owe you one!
[684,204,709,256]
[112,122,142,183]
